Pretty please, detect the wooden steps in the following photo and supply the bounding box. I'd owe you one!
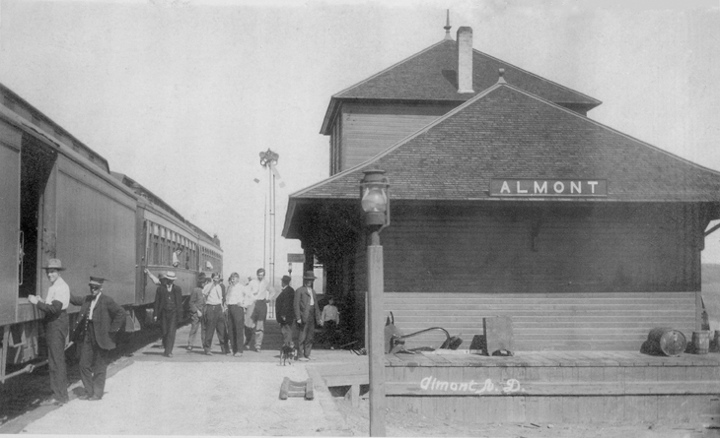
[309,361,369,407]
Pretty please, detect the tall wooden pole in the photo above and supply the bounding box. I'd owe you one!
[268,163,275,286]
[367,229,386,436]
[259,148,279,286]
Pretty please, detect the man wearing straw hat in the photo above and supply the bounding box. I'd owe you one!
[153,271,183,357]
[69,277,125,400]
[27,258,71,406]
[294,271,321,361]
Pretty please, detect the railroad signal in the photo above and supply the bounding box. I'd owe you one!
[259,148,280,286]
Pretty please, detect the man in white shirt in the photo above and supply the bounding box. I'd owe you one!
[202,272,228,355]
[224,273,246,356]
[28,258,70,406]
[320,297,341,348]
[244,268,270,352]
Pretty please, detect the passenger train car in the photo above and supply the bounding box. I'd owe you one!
[0,83,222,382]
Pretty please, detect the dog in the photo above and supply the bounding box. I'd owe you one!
[280,345,296,366]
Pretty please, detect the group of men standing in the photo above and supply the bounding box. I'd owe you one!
[275,270,324,361]
[27,259,331,407]
[27,259,126,405]
[176,268,272,356]
[180,267,326,360]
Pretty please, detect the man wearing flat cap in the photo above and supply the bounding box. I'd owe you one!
[69,277,126,401]
[27,258,71,405]
[153,271,183,357]
[294,271,321,361]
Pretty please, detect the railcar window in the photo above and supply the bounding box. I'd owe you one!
[153,236,159,265]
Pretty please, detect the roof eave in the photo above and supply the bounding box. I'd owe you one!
[319,97,339,135]
[281,198,299,238]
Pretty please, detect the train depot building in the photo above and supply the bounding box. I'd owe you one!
[283,26,720,423]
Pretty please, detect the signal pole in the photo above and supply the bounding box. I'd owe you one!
[259,149,279,286]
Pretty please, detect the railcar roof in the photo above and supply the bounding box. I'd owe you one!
[0,83,111,173]
[111,172,221,250]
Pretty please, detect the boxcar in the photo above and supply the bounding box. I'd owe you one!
[0,83,222,382]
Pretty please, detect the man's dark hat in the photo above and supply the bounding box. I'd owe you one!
[303,271,317,280]
[281,275,291,283]
[89,276,105,288]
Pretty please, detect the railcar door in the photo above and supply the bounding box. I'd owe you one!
[0,124,21,325]
[19,136,57,299]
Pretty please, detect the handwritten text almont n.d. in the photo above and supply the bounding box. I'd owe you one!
[419,376,523,395]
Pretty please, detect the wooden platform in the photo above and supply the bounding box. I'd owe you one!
[313,350,720,425]
[384,350,720,424]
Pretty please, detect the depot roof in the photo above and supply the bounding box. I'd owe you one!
[320,38,602,135]
[292,81,720,205]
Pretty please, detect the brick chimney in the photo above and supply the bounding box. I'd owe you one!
[456,26,474,94]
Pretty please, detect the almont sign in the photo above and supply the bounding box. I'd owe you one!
[489,179,607,197]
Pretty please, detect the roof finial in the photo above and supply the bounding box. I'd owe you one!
[498,68,507,84]
[443,9,452,40]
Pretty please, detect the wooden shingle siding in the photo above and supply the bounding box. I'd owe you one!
[340,102,453,170]
[381,203,701,294]
[385,291,697,351]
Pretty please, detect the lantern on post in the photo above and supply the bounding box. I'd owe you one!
[360,168,389,436]
[360,169,390,229]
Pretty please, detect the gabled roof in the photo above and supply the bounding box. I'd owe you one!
[320,38,602,134]
[291,81,720,209]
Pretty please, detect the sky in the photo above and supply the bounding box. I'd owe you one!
[1,0,720,282]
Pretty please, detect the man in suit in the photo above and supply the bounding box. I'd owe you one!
[275,275,296,351]
[70,277,125,401]
[153,271,183,357]
[294,271,321,361]
[27,258,71,406]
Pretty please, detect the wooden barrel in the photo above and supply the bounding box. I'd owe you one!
[646,328,687,356]
[692,331,711,354]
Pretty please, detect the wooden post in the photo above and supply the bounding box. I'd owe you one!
[367,230,386,436]
[0,325,9,383]
[696,290,703,331]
